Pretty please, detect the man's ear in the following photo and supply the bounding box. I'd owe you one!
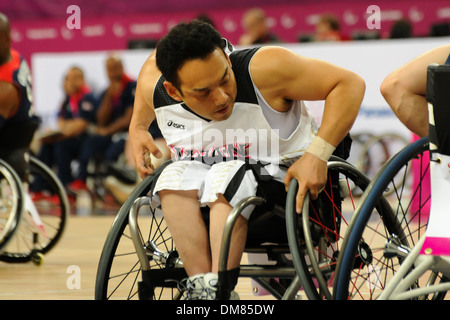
[225,52,232,68]
[163,81,183,102]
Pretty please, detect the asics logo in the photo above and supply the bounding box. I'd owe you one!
[167,120,185,130]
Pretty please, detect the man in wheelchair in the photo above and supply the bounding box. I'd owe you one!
[129,20,365,299]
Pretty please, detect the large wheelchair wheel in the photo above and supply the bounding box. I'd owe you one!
[286,156,375,300]
[333,137,441,300]
[95,167,185,300]
[0,156,69,264]
[0,159,24,252]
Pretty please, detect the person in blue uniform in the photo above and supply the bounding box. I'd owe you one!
[35,66,97,191]
[68,54,135,192]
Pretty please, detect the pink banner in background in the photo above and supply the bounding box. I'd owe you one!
[7,1,450,64]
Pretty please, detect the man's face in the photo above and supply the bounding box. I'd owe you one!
[106,58,123,83]
[64,69,84,95]
[168,48,237,121]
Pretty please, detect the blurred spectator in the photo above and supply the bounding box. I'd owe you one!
[429,22,450,37]
[34,66,98,193]
[238,8,279,46]
[68,53,136,193]
[195,13,216,29]
[0,12,40,182]
[390,19,412,39]
[314,14,344,41]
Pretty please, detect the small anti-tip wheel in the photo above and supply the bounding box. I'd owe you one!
[31,250,44,266]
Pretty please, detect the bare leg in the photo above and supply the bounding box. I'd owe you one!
[209,194,248,273]
[159,189,211,276]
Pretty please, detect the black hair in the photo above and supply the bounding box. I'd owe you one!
[156,19,224,90]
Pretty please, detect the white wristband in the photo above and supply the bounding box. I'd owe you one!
[305,136,336,162]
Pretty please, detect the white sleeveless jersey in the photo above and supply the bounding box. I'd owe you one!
[153,46,318,179]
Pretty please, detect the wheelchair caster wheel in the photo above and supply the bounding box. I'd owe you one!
[31,250,44,266]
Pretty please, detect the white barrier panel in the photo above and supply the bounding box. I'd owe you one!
[32,36,450,139]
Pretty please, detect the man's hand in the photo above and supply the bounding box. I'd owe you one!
[284,152,328,213]
[130,128,163,178]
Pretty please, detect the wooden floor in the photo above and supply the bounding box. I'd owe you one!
[0,214,277,300]
[0,199,434,301]
[0,215,115,300]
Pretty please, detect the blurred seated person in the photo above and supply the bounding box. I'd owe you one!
[69,54,135,192]
[238,8,279,46]
[34,66,97,193]
[314,14,344,42]
[0,13,40,182]
[389,19,412,39]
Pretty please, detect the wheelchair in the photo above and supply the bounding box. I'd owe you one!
[95,151,412,300]
[0,155,69,265]
[333,63,450,300]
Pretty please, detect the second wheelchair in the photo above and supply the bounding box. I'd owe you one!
[0,155,69,265]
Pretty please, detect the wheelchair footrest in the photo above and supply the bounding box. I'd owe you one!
[139,268,187,300]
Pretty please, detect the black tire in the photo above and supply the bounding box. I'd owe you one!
[0,159,24,252]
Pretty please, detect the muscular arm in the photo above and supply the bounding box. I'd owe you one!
[250,47,365,212]
[129,51,164,178]
[0,81,19,126]
[380,45,450,137]
[251,46,364,146]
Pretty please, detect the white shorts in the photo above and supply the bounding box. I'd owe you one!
[151,160,261,219]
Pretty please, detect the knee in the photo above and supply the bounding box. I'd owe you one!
[380,72,399,110]
[159,189,200,211]
[159,189,198,198]
[209,194,253,222]
[209,194,229,207]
